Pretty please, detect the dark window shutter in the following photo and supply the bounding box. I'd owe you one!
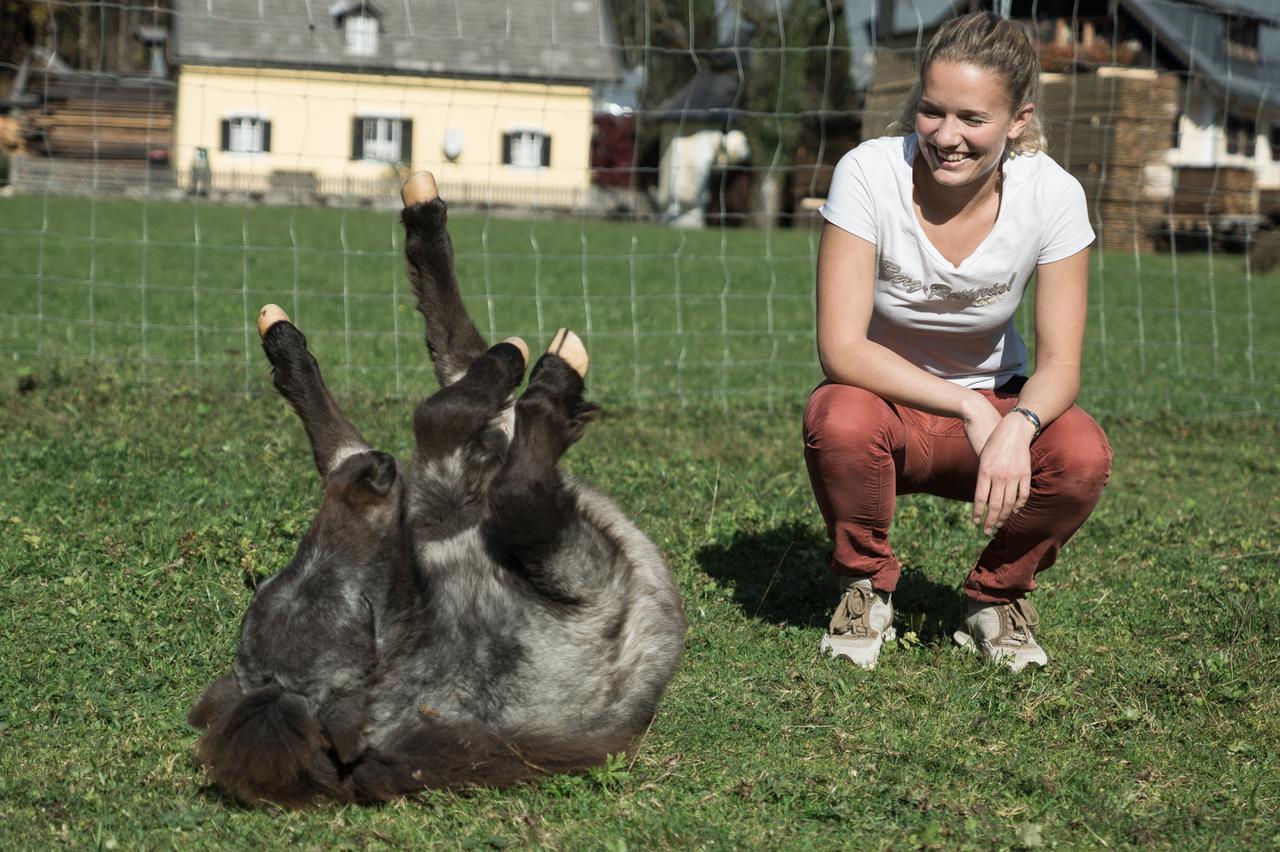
[400,119,412,164]
[220,119,231,151]
[501,132,512,165]
[261,120,271,153]
[540,134,551,167]
[352,118,364,160]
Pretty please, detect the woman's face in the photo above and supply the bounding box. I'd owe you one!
[914,60,1033,191]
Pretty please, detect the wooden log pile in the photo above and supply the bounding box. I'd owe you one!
[1169,166,1258,222]
[1039,68,1180,253]
[18,72,175,162]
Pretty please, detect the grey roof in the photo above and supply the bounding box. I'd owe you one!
[879,0,1280,111]
[651,69,746,121]
[172,0,623,84]
[1125,0,1280,112]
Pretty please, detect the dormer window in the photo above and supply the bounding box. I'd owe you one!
[331,1,382,56]
[345,15,378,55]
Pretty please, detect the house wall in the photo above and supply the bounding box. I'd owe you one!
[173,65,595,196]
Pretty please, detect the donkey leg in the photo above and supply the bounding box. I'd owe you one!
[258,305,371,480]
[408,337,529,539]
[400,171,488,388]
[486,331,598,579]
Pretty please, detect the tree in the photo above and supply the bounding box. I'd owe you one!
[0,0,173,76]
[612,0,854,217]
[614,1,852,160]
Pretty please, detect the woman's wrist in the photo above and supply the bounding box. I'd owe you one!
[1005,407,1041,441]
[957,389,994,424]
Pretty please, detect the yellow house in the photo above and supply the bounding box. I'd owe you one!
[171,0,622,204]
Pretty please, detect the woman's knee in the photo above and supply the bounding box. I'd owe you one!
[803,383,897,452]
[1036,407,1112,499]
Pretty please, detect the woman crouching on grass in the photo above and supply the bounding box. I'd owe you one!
[803,12,1112,672]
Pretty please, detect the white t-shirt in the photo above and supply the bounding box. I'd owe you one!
[820,134,1095,389]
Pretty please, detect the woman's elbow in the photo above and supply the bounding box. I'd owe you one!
[816,336,866,383]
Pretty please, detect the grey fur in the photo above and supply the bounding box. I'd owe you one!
[188,195,687,807]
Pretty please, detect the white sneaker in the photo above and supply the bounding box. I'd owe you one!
[953,597,1048,673]
[819,578,895,670]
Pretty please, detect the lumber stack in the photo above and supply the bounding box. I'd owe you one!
[18,72,175,162]
[1169,166,1257,222]
[1260,189,1280,221]
[1039,68,1181,253]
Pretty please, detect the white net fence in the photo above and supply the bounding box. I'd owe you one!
[1,0,1277,415]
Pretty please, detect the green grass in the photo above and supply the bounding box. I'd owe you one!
[1,381,1277,847]
[1,196,1278,847]
[1,194,1277,414]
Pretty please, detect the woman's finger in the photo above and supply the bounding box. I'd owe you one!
[984,477,1007,533]
[996,481,1020,529]
[1015,474,1031,514]
[973,473,992,527]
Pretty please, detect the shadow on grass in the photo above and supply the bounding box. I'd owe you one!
[696,521,965,641]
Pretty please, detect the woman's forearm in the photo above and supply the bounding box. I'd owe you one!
[1010,359,1079,429]
[819,337,994,424]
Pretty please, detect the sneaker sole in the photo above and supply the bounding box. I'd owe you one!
[820,626,897,670]
[952,629,1047,672]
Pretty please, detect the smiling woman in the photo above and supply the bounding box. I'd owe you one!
[802,12,1112,674]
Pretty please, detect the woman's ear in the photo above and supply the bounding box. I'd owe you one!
[1007,102,1035,142]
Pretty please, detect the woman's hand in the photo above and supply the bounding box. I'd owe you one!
[970,411,1038,534]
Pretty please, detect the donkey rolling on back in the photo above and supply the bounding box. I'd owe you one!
[188,172,687,807]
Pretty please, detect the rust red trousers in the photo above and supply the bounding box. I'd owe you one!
[802,380,1112,603]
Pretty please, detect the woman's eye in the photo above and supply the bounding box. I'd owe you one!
[963,117,985,126]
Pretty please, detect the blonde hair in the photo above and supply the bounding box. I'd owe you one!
[888,12,1047,155]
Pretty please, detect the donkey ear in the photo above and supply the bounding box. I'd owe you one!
[355,451,398,497]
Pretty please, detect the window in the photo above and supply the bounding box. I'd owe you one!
[345,14,378,56]
[1271,125,1280,162]
[1225,17,1259,63]
[1225,114,1256,158]
[220,115,271,154]
[502,129,551,169]
[351,116,412,163]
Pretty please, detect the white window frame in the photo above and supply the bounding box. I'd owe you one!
[345,14,379,56]
[226,113,267,155]
[506,127,548,170]
[360,115,404,162]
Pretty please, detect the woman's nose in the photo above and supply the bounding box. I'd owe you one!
[932,115,963,146]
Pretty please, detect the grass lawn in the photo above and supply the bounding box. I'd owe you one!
[1,195,1278,847]
[1,194,1277,414]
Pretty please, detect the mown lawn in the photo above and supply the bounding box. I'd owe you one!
[1,195,1278,847]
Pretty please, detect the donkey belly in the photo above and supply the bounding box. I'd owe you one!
[364,515,682,748]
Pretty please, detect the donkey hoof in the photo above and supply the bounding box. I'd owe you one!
[502,336,529,368]
[548,329,588,378]
[257,304,290,338]
[401,171,439,207]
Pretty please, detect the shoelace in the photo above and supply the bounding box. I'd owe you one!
[1002,599,1040,646]
[831,586,875,637]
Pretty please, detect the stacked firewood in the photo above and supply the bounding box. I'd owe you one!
[1039,69,1180,253]
[19,72,175,162]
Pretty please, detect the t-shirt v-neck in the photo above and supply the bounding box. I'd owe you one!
[907,137,1013,271]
